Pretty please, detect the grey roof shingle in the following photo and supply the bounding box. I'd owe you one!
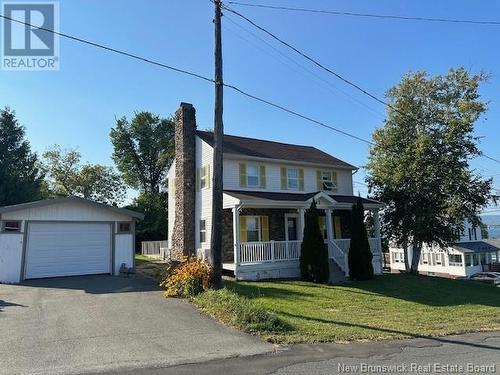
[196,131,357,169]
[453,241,500,253]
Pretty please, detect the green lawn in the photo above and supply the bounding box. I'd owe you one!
[134,253,153,264]
[223,274,500,343]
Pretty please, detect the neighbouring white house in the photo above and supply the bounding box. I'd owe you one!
[389,222,500,278]
[167,102,384,281]
[0,196,143,284]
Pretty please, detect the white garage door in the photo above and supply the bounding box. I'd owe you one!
[25,222,111,279]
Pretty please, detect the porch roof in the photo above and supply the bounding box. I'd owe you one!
[453,240,500,254]
[223,190,384,209]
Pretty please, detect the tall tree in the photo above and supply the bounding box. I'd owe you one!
[110,112,174,194]
[348,198,374,281]
[0,108,44,206]
[366,68,494,273]
[300,200,330,283]
[42,146,126,205]
[110,112,174,244]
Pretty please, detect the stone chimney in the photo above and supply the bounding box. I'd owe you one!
[172,103,196,256]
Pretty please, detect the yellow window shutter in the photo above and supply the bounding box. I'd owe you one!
[332,170,338,192]
[206,165,211,188]
[260,216,269,241]
[239,216,247,242]
[239,163,247,187]
[259,165,266,188]
[334,216,342,239]
[298,168,304,191]
[316,170,322,191]
[196,168,200,192]
[280,167,288,190]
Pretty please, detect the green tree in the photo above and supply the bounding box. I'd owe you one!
[300,200,329,283]
[110,112,174,194]
[0,108,44,206]
[110,112,174,243]
[366,68,494,274]
[348,198,374,280]
[42,146,126,205]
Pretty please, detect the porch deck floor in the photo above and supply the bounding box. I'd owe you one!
[223,263,235,271]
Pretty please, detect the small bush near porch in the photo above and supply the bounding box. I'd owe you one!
[197,274,500,344]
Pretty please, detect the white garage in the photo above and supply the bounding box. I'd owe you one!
[0,197,144,283]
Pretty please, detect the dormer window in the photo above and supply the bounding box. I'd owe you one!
[317,170,337,192]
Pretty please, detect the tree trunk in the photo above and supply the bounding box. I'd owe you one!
[409,240,422,274]
[402,239,410,272]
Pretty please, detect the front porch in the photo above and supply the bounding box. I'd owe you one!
[222,190,384,281]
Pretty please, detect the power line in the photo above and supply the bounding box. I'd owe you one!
[0,13,372,145]
[222,4,500,165]
[227,2,500,26]
[224,15,385,120]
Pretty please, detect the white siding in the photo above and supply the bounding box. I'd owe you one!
[390,244,469,277]
[0,233,23,283]
[115,233,134,274]
[195,136,214,257]
[223,158,354,195]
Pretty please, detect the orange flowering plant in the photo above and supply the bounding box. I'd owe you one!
[160,253,212,298]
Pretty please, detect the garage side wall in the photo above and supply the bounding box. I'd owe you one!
[0,233,23,283]
[115,233,134,275]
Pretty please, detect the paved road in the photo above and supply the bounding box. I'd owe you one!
[103,332,500,375]
[0,275,272,375]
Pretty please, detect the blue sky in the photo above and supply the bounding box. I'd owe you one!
[1,0,499,211]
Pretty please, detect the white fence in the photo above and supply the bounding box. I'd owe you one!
[238,240,301,264]
[141,241,168,258]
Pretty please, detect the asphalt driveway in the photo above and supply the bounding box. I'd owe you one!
[0,275,272,375]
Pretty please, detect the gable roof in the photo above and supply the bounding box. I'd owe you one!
[196,131,357,169]
[0,196,144,220]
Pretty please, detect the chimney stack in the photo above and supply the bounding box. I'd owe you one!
[172,102,196,256]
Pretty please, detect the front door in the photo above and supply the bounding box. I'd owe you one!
[286,216,298,241]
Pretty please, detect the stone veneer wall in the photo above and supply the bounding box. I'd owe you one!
[222,208,297,263]
[171,103,196,256]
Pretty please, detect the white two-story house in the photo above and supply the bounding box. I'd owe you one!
[167,102,384,281]
[389,223,500,278]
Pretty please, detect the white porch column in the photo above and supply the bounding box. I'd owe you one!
[373,209,382,254]
[298,208,305,241]
[232,207,240,269]
[325,209,334,242]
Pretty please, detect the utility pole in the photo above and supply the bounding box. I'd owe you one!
[210,0,223,289]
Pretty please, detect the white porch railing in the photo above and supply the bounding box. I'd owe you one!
[238,240,301,264]
[328,239,349,276]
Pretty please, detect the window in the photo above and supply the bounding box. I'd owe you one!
[287,168,299,190]
[246,164,259,187]
[319,170,337,191]
[422,253,429,264]
[118,222,131,233]
[199,220,206,243]
[246,217,261,242]
[240,216,269,242]
[465,254,472,267]
[473,254,479,266]
[448,254,463,266]
[1,220,21,232]
[200,166,208,189]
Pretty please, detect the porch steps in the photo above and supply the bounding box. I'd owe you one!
[328,259,347,284]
